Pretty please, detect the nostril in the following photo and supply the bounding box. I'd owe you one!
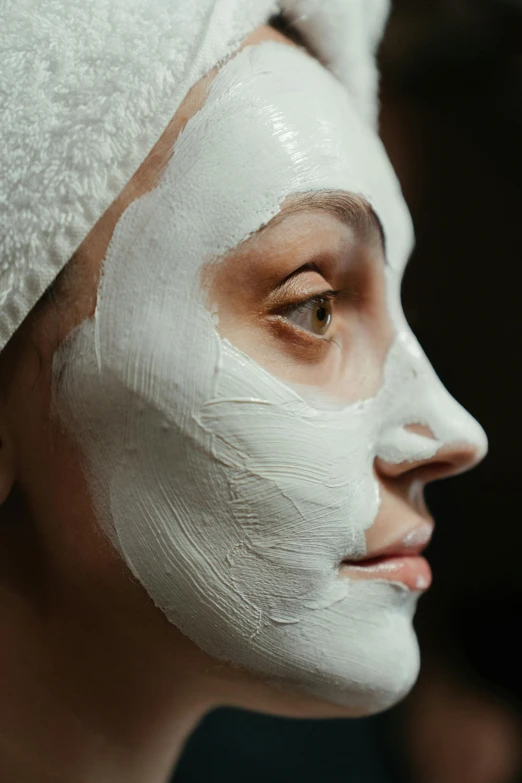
[375,441,483,483]
[406,459,462,484]
[376,457,453,482]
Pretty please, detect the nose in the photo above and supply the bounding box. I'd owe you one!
[375,424,485,485]
[375,329,488,484]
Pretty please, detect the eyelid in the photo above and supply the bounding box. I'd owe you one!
[264,262,325,309]
[272,287,354,318]
[281,288,346,315]
[277,261,323,289]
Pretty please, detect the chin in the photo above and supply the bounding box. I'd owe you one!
[215,581,422,720]
[256,632,420,720]
[227,639,420,720]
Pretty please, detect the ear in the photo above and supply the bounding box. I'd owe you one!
[0,424,15,505]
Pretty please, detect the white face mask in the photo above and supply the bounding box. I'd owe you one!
[53,42,487,712]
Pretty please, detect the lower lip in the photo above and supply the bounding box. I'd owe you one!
[339,555,432,591]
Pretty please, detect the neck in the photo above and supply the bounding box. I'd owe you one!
[0,499,217,783]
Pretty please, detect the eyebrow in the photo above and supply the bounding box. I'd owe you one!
[258,190,386,257]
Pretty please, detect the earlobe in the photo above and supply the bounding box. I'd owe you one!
[0,427,16,506]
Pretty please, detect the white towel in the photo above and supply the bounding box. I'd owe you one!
[0,0,390,351]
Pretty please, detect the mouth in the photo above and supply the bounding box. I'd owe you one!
[339,521,433,591]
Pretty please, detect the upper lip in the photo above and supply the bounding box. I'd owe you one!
[342,519,434,564]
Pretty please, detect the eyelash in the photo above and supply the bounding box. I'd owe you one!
[282,289,346,318]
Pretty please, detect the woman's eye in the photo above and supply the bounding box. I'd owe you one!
[283,295,334,337]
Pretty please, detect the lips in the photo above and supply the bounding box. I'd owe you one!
[340,521,434,591]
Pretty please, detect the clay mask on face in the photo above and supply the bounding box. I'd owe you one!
[53,42,487,712]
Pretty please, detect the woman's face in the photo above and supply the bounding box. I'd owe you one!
[4,25,486,718]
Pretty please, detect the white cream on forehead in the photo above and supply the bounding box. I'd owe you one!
[53,42,487,711]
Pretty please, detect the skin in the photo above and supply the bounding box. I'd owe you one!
[0,23,482,783]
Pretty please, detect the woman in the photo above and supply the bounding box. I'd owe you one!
[0,2,487,781]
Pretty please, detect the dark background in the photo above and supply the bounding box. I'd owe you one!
[173,2,522,780]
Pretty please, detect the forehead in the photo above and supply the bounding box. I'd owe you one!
[168,40,414,274]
